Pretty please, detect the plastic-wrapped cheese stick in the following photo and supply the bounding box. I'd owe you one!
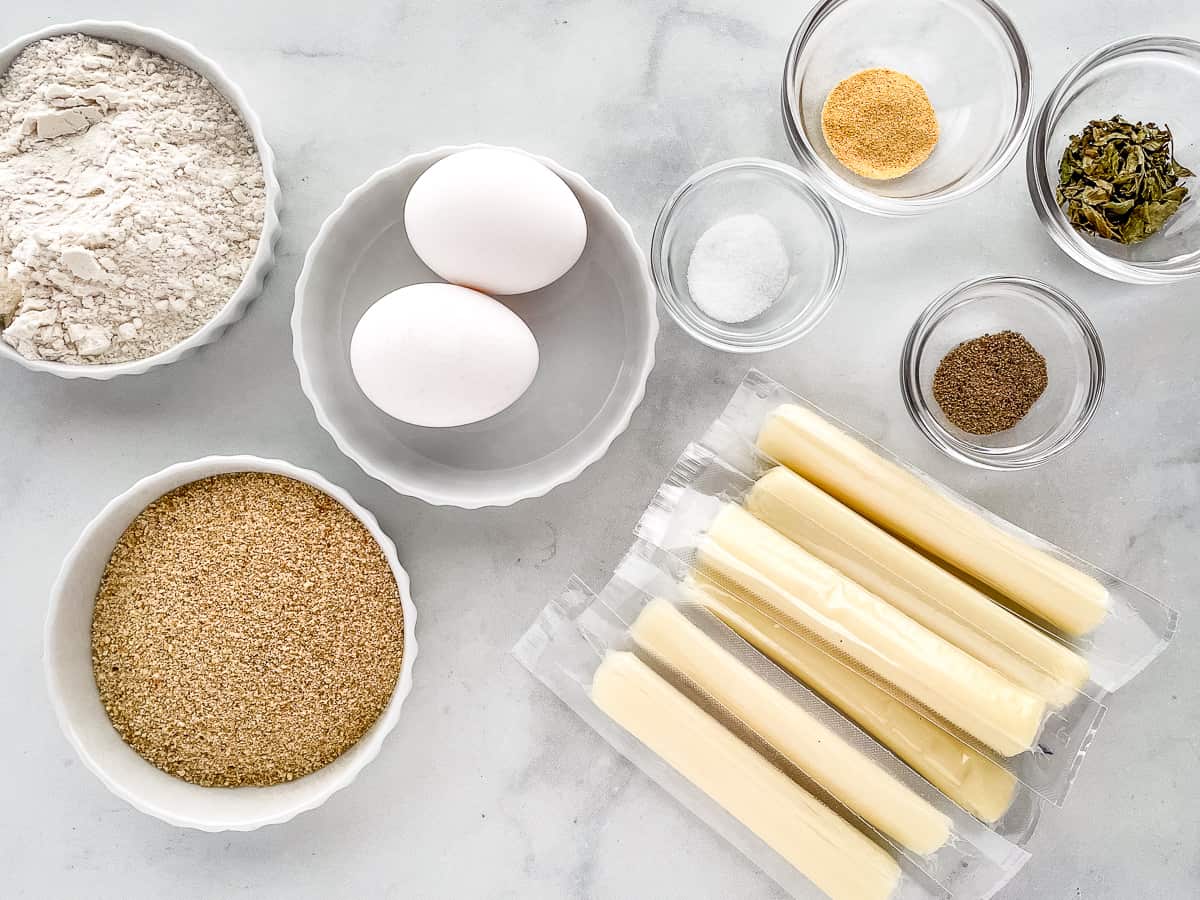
[688,578,1018,824]
[746,467,1090,708]
[757,405,1109,637]
[630,598,953,855]
[702,505,1047,757]
[592,651,902,900]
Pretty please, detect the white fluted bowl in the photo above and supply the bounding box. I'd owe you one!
[0,21,281,379]
[44,456,418,831]
[293,144,657,508]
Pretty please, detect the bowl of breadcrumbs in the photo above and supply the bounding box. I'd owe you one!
[44,455,417,831]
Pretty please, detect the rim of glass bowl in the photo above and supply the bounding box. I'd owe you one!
[650,157,847,354]
[781,0,1034,217]
[899,275,1106,470]
[1027,35,1200,284]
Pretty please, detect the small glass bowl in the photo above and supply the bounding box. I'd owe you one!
[781,0,1033,217]
[900,276,1105,469]
[651,158,846,353]
[1028,36,1200,284]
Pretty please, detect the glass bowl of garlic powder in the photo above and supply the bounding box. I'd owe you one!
[651,158,846,353]
[781,0,1033,217]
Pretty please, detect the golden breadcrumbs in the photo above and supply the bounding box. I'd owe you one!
[821,67,939,180]
[91,472,404,788]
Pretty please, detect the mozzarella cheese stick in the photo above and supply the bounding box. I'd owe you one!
[592,651,902,900]
[757,404,1109,637]
[702,505,1047,757]
[689,579,1018,824]
[630,598,952,855]
[747,466,1090,707]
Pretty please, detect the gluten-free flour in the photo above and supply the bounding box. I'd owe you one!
[0,35,265,365]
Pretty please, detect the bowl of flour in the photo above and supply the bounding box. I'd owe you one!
[0,21,281,378]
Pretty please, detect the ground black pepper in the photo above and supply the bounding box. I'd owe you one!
[932,331,1048,435]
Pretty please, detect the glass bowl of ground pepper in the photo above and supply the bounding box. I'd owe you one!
[1028,36,1200,283]
[781,0,1032,216]
[901,276,1105,469]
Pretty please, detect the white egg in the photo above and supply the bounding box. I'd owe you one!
[350,283,539,428]
[404,148,587,295]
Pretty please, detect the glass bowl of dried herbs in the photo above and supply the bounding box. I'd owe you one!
[1028,36,1200,283]
[781,0,1033,217]
[900,276,1105,470]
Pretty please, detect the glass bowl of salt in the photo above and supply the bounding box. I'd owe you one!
[651,158,846,353]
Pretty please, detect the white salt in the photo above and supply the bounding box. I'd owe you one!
[686,213,789,324]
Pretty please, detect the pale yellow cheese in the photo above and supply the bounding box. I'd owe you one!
[702,505,1047,757]
[592,651,901,900]
[689,579,1018,824]
[630,598,952,855]
[757,404,1109,637]
[746,466,1090,707]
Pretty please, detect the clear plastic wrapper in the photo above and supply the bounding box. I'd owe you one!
[511,366,1176,895]
[703,370,1178,693]
[514,561,1033,900]
[635,445,1107,807]
[598,552,1038,843]
[649,440,1101,707]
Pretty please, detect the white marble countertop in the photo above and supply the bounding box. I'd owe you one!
[2,2,1197,897]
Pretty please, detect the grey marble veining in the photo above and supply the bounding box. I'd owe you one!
[2,2,1198,898]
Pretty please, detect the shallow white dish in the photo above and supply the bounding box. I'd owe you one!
[293,144,658,509]
[0,20,281,380]
[44,456,418,832]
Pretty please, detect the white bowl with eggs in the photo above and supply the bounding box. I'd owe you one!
[293,144,658,508]
[44,455,418,831]
[0,20,281,380]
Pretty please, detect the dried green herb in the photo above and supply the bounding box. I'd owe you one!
[1056,116,1194,244]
